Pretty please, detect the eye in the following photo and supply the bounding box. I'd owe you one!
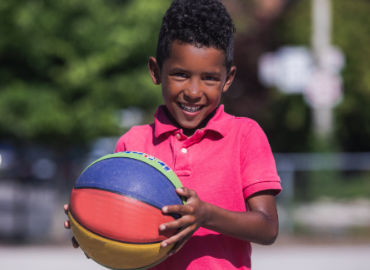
[171,72,188,79]
[203,75,220,82]
[176,72,188,78]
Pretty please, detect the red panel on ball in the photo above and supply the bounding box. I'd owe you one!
[70,188,176,243]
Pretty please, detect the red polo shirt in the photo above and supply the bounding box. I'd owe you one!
[115,105,281,270]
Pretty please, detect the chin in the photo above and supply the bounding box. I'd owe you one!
[180,123,199,130]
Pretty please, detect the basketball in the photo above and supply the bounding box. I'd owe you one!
[67,151,184,269]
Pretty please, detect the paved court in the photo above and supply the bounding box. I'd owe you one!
[252,243,370,270]
[1,242,369,270]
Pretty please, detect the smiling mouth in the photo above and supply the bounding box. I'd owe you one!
[178,103,203,113]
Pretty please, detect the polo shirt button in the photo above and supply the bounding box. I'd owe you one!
[176,133,181,140]
[181,148,188,154]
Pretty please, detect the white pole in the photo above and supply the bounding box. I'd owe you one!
[312,0,331,63]
[311,0,333,137]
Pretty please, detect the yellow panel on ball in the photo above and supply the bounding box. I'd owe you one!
[68,212,174,270]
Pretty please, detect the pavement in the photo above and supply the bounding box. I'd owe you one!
[252,242,370,270]
[0,244,105,270]
[1,240,370,270]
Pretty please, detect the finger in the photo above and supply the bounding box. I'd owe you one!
[176,188,200,206]
[72,237,80,248]
[161,225,196,248]
[64,220,71,229]
[176,187,194,199]
[163,204,195,216]
[159,218,182,232]
[160,213,192,232]
[168,234,191,256]
[64,204,69,215]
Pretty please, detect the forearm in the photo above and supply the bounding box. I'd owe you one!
[160,188,279,249]
[202,201,278,245]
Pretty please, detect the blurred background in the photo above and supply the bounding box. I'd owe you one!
[0,0,369,269]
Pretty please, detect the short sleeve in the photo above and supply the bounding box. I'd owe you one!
[114,124,154,154]
[240,121,281,198]
[114,134,127,153]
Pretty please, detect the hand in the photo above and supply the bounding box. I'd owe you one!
[63,204,79,248]
[159,187,209,255]
[64,204,91,259]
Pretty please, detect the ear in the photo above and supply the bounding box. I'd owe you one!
[222,66,237,93]
[148,57,161,85]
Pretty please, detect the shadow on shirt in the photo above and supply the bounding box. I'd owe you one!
[154,233,251,269]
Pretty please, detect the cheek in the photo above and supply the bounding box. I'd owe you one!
[207,88,223,102]
[161,89,177,107]
[162,82,181,99]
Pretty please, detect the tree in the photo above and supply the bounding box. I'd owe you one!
[332,0,370,152]
[225,0,370,152]
[0,0,171,148]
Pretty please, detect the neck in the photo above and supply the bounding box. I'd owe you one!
[163,106,218,137]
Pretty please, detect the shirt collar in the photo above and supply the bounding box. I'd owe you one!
[154,105,230,139]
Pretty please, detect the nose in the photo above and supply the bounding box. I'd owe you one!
[184,79,202,102]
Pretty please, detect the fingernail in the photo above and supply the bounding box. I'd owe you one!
[162,242,167,247]
[162,206,168,213]
[159,224,166,231]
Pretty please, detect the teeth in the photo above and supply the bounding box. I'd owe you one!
[179,103,201,112]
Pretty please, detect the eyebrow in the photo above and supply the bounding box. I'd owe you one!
[169,67,221,76]
[169,67,187,73]
[203,72,221,76]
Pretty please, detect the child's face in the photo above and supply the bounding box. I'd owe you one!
[149,41,236,135]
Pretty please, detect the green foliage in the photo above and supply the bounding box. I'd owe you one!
[332,0,370,151]
[275,0,311,46]
[263,92,312,153]
[0,0,170,147]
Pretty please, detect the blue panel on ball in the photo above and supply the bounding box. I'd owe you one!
[74,157,182,209]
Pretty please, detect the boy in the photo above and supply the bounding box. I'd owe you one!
[65,0,281,269]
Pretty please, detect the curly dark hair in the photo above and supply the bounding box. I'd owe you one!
[156,0,236,71]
